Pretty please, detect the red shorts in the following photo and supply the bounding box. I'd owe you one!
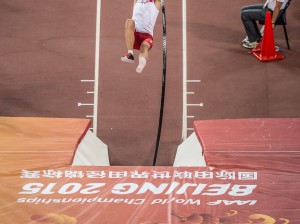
[133,31,154,50]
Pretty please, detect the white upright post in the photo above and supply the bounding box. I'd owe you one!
[93,0,101,135]
[182,0,187,141]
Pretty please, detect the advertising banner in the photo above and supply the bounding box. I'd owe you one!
[1,166,299,223]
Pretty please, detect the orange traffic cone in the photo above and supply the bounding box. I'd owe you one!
[251,11,284,62]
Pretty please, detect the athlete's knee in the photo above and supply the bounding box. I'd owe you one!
[125,19,135,30]
[140,42,151,52]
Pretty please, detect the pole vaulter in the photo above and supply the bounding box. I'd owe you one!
[120,0,167,165]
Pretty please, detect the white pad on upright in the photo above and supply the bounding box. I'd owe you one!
[72,130,110,166]
[173,132,206,167]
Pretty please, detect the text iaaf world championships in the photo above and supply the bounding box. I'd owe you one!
[17,197,258,206]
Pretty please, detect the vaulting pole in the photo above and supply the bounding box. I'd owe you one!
[153,0,167,166]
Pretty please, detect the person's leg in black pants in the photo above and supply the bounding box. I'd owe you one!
[241,4,267,48]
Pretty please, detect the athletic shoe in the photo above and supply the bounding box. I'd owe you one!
[248,42,261,53]
[275,46,281,52]
[121,53,134,63]
[243,41,259,49]
[242,37,249,43]
[136,57,147,73]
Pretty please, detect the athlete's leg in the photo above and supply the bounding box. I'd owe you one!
[136,42,151,73]
[125,19,135,52]
[121,19,135,63]
[139,41,151,61]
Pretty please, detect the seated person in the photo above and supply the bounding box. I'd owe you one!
[241,0,289,49]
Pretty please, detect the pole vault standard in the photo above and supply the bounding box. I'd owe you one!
[153,0,167,166]
[78,0,101,134]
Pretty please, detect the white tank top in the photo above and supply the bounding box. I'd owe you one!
[132,0,159,36]
[265,0,288,10]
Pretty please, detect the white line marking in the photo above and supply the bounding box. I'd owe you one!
[187,92,194,95]
[187,80,201,83]
[78,103,94,106]
[187,116,195,118]
[81,80,95,82]
[187,103,203,107]
[87,91,94,94]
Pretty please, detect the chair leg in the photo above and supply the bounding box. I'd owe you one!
[283,25,290,50]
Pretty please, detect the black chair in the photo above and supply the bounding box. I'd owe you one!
[260,0,292,49]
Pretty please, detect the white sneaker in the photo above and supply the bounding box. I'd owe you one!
[242,41,258,49]
[275,46,281,51]
[136,57,147,73]
[242,37,249,43]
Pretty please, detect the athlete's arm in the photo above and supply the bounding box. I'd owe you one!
[155,0,161,11]
[272,0,283,27]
